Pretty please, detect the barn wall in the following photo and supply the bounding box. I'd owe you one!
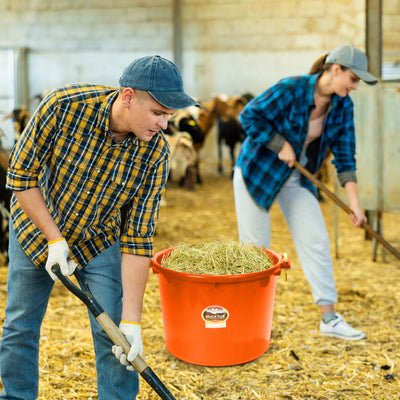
[182,0,369,99]
[0,0,398,154]
[0,0,369,106]
[383,0,400,57]
[0,0,176,104]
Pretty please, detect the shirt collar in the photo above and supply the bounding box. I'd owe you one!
[307,74,319,107]
[97,90,119,133]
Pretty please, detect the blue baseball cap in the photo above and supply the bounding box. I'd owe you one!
[119,55,200,109]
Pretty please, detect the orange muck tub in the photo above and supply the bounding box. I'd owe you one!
[150,247,291,366]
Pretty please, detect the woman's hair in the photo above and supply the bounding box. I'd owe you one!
[309,53,349,75]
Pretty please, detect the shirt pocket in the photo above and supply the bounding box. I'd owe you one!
[53,132,91,181]
[107,159,147,206]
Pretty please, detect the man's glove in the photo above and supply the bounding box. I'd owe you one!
[45,238,77,281]
[112,321,143,371]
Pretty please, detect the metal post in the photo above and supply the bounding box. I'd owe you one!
[366,0,383,259]
[173,0,182,72]
[366,0,382,79]
[12,47,29,109]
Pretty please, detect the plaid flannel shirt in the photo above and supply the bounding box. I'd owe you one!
[237,74,357,210]
[6,83,169,269]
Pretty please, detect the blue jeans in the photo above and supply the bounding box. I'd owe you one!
[0,222,139,400]
[233,166,338,306]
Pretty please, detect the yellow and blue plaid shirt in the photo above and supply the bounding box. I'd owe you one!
[6,83,169,269]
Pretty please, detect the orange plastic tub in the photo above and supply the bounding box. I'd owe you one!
[150,248,291,366]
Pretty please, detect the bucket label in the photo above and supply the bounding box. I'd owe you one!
[201,305,229,328]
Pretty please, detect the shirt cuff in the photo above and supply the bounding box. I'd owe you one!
[6,169,40,191]
[266,133,285,154]
[338,170,357,186]
[119,235,154,258]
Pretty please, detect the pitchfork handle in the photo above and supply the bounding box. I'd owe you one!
[293,161,400,261]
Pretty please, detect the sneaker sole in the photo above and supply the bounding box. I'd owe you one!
[320,331,367,341]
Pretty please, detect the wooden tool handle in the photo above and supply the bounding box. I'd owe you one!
[293,161,400,260]
[96,312,148,373]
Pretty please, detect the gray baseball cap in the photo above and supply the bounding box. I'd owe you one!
[119,55,200,109]
[326,45,378,85]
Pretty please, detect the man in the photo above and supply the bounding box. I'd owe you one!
[0,55,199,399]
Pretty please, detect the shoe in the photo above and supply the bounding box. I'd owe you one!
[320,313,366,341]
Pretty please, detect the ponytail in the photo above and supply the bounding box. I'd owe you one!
[309,54,329,74]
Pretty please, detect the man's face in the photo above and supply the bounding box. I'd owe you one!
[127,90,176,142]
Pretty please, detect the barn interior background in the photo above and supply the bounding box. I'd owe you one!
[0,0,399,152]
[0,0,400,399]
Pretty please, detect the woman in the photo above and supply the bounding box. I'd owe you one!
[233,45,377,340]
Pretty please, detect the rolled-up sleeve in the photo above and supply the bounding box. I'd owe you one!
[7,92,57,191]
[330,97,357,184]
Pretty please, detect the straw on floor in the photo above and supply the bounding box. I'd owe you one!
[1,167,399,399]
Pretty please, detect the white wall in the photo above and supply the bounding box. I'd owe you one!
[0,48,15,147]
[0,0,371,112]
[182,50,324,100]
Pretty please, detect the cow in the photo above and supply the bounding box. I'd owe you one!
[217,94,253,177]
[169,98,228,184]
[168,94,253,182]
[164,128,197,190]
[168,106,206,185]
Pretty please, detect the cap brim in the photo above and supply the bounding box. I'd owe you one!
[149,91,200,109]
[352,68,378,85]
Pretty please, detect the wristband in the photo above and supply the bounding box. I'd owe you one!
[48,238,65,245]
[120,320,141,326]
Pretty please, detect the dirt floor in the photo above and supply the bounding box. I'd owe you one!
[1,162,400,399]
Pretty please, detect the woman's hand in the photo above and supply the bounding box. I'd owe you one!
[278,141,296,168]
[344,181,367,228]
[349,204,367,228]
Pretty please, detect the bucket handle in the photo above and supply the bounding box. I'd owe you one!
[279,253,291,282]
[150,257,160,274]
[150,249,174,274]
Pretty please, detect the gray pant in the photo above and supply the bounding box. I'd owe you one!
[233,166,337,306]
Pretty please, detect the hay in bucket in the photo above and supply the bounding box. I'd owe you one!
[161,239,273,275]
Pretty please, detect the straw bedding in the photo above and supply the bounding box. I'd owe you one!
[1,163,400,399]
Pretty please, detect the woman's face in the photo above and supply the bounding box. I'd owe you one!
[332,65,361,97]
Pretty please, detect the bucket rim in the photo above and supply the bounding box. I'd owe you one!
[150,247,290,283]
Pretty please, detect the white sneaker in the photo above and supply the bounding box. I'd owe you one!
[320,313,366,341]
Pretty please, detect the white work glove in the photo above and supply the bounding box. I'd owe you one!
[45,238,77,281]
[112,321,143,371]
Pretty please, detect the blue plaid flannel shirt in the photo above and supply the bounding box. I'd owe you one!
[237,74,357,210]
